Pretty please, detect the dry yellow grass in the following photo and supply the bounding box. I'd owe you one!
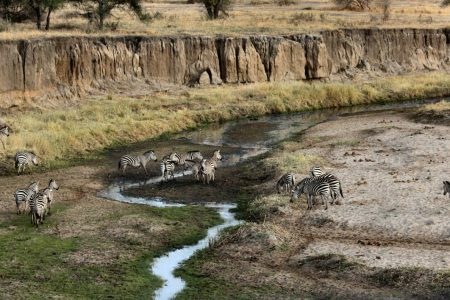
[0,0,449,39]
[3,72,450,168]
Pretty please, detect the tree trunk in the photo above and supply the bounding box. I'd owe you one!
[35,6,42,30]
[45,8,52,30]
[206,5,214,19]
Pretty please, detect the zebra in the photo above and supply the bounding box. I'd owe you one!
[276,173,296,194]
[291,177,332,210]
[15,152,38,175]
[30,192,49,226]
[200,150,222,184]
[14,181,39,214]
[313,173,344,203]
[184,159,202,181]
[161,160,176,181]
[118,150,157,175]
[169,151,203,166]
[444,181,450,198]
[0,125,10,150]
[310,166,324,177]
[42,179,59,215]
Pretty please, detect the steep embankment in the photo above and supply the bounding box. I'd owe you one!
[0,29,449,104]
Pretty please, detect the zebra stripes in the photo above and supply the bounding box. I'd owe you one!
[184,159,202,181]
[161,160,176,181]
[15,152,38,175]
[291,177,331,210]
[118,150,157,175]
[276,173,296,194]
[444,181,450,198]
[31,192,48,227]
[201,150,222,184]
[169,151,203,166]
[310,166,343,202]
[14,182,39,214]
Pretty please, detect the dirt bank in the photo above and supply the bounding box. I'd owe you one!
[176,108,450,299]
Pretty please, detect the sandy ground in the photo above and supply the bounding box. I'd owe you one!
[185,109,450,299]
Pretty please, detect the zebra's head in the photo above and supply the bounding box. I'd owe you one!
[1,126,10,136]
[290,178,308,202]
[29,181,39,194]
[213,150,222,161]
[310,166,324,177]
[49,179,59,191]
[144,150,157,161]
[30,153,38,165]
[169,152,180,163]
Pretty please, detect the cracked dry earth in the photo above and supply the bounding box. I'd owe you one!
[197,109,450,299]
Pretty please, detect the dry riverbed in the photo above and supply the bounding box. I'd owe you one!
[177,108,450,299]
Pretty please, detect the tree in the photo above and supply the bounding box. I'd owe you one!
[202,0,231,19]
[43,0,65,30]
[442,0,450,6]
[74,0,149,30]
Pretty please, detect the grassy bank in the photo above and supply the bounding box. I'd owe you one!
[5,72,450,171]
[0,203,222,298]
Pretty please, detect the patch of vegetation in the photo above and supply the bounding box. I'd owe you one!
[299,254,361,272]
[0,203,222,299]
[4,73,450,172]
[244,194,289,222]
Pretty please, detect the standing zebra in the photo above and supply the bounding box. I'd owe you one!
[0,125,10,150]
[161,160,176,181]
[291,177,331,210]
[31,192,48,226]
[14,181,39,214]
[313,173,344,203]
[444,181,450,198]
[184,159,202,181]
[310,166,324,177]
[42,179,59,215]
[118,150,157,175]
[276,173,296,194]
[15,152,38,175]
[170,151,203,166]
[200,150,222,184]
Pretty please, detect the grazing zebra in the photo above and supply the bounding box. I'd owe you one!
[31,192,48,226]
[184,159,202,181]
[15,152,38,175]
[0,125,10,150]
[276,173,296,194]
[291,177,331,210]
[314,173,344,203]
[118,150,157,175]
[200,150,222,184]
[14,181,39,214]
[444,181,450,198]
[310,166,324,177]
[42,179,59,215]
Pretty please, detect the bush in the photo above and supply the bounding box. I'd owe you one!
[202,0,232,19]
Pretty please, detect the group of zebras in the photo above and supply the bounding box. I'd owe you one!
[118,149,223,184]
[14,179,60,226]
[277,166,344,210]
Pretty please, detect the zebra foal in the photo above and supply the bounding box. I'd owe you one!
[276,173,296,194]
[42,179,59,215]
[201,150,222,184]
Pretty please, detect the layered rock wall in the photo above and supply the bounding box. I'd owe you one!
[1,29,449,101]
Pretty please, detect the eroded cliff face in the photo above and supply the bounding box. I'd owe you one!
[1,28,449,103]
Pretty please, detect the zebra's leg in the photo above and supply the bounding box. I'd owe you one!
[16,201,20,215]
[322,195,328,210]
[0,138,5,150]
[142,164,148,176]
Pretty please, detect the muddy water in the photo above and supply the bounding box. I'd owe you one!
[99,99,442,300]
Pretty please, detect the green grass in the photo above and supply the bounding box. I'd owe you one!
[0,203,222,299]
[4,72,450,172]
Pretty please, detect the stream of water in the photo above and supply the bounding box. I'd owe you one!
[99,98,444,300]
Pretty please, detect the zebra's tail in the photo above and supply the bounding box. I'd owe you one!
[118,160,121,170]
[14,159,18,170]
[339,185,344,198]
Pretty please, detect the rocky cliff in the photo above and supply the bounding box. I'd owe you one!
[1,28,449,103]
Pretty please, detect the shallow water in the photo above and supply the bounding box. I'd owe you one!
[99,98,444,300]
